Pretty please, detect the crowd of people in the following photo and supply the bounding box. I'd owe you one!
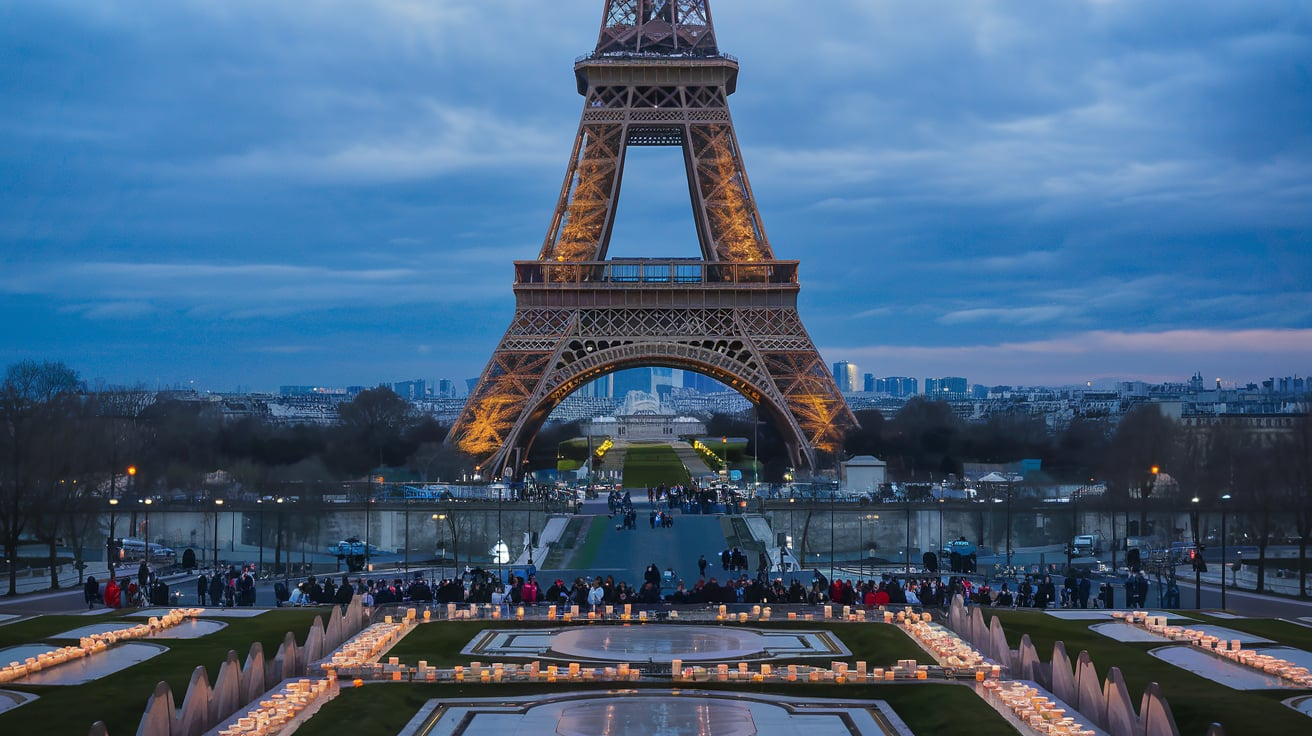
[82,561,179,609]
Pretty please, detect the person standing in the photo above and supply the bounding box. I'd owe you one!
[104,578,121,608]
[698,554,708,579]
[84,576,100,609]
[197,572,209,606]
[209,573,225,608]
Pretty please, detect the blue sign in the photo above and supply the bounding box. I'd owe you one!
[729,470,742,481]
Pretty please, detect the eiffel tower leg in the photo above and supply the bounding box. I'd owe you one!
[448,300,856,476]
[540,123,625,264]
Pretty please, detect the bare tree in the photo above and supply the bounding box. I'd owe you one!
[1239,437,1282,594]
[1277,406,1311,597]
[1102,404,1178,541]
[0,360,80,595]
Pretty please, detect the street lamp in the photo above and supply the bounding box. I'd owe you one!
[905,488,912,575]
[213,499,224,568]
[107,497,120,580]
[829,486,835,578]
[141,497,153,567]
[860,514,878,580]
[276,497,286,585]
[257,499,264,575]
[1005,478,1014,572]
[1190,496,1202,609]
[1220,493,1231,609]
[432,513,447,576]
[938,497,945,567]
[788,496,795,574]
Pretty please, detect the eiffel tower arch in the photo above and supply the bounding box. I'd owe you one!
[448,0,856,477]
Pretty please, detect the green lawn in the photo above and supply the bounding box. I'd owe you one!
[562,516,609,570]
[384,619,932,669]
[0,607,327,735]
[621,444,690,488]
[985,608,1311,736]
[297,680,1014,736]
[7,605,1309,736]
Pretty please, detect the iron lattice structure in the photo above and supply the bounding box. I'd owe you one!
[448,0,855,476]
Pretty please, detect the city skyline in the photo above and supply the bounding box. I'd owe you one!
[3,1,1310,393]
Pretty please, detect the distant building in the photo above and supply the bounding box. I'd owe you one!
[611,368,651,398]
[437,379,457,398]
[874,377,918,397]
[832,361,858,393]
[393,379,427,400]
[863,373,875,392]
[925,377,968,399]
[841,455,887,493]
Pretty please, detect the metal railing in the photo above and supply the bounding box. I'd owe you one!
[514,259,798,287]
[575,50,738,65]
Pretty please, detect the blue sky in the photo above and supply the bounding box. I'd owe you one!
[2,0,1310,393]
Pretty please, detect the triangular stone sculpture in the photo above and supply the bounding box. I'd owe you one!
[212,651,243,723]
[134,681,176,736]
[1050,641,1076,705]
[176,666,213,736]
[1139,682,1182,736]
[1074,651,1106,731]
[241,642,265,705]
[1103,666,1140,736]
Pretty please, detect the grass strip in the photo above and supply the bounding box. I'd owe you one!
[621,444,691,488]
[562,517,609,570]
[0,607,326,735]
[986,608,1311,736]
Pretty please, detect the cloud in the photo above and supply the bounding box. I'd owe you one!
[939,306,1074,326]
[0,260,503,319]
[2,0,1309,390]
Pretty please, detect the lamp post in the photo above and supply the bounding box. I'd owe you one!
[497,483,504,586]
[938,496,945,566]
[788,496,795,574]
[276,497,286,586]
[108,497,120,580]
[432,513,446,577]
[1220,493,1230,609]
[829,487,835,578]
[213,499,224,567]
[403,495,411,574]
[860,514,878,580]
[257,499,264,575]
[905,488,912,575]
[142,497,153,567]
[1005,478,1014,572]
[1191,496,1202,609]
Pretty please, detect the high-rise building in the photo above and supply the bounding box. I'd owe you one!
[925,377,968,399]
[438,379,456,398]
[683,371,724,394]
[393,380,427,400]
[832,361,858,393]
[612,368,652,398]
[863,373,875,392]
[875,377,917,397]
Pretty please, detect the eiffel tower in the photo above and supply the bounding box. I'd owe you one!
[448,0,856,477]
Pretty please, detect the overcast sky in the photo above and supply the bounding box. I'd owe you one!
[2,0,1310,393]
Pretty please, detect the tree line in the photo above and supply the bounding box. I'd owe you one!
[2,360,1309,597]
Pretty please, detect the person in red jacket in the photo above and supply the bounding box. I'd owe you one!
[104,578,122,608]
[872,583,891,608]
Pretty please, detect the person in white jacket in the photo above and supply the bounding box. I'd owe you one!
[587,580,605,611]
